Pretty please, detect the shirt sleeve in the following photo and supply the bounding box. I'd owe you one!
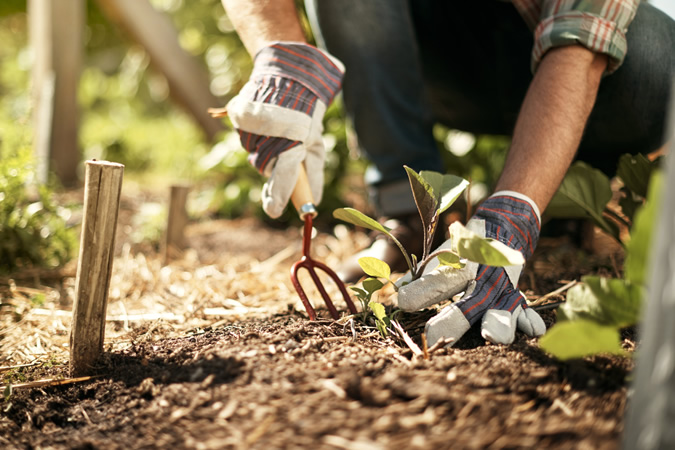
[512,0,640,74]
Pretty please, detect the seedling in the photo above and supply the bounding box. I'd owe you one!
[349,257,402,337]
[334,166,524,285]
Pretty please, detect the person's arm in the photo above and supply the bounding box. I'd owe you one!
[221,0,307,56]
[495,44,608,212]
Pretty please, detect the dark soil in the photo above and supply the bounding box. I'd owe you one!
[0,212,634,449]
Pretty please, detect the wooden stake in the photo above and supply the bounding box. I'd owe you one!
[70,160,124,376]
[163,184,190,263]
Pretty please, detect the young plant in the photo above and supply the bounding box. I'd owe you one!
[546,155,660,245]
[348,257,389,335]
[540,169,662,360]
[333,166,524,284]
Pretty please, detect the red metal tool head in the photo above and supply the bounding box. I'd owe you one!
[290,211,357,321]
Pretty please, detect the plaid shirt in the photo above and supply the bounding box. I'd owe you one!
[510,0,640,73]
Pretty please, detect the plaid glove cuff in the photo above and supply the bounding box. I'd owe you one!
[251,42,344,106]
[473,191,541,260]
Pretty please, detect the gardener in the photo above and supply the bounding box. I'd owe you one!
[219,0,675,347]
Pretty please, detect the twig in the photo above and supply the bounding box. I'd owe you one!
[422,334,429,360]
[0,361,41,372]
[320,336,350,342]
[528,280,578,307]
[79,405,94,426]
[391,321,423,357]
[1,375,100,390]
[427,337,454,354]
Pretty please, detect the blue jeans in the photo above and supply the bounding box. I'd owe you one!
[305,0,675,216]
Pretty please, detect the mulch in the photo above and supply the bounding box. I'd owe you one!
[0,190,634,449]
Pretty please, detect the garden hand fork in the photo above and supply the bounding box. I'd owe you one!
[290,166,357,320]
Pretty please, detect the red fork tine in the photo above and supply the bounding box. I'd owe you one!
[290,167,358,321]
[290,215,357,320]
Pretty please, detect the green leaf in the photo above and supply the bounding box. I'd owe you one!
[3,384,11,402]
[618,189,643,223]
[358,257,391,280]
[449,222,525,267]
[333,208,393,236]
[436,250,465,269]
[559,276,643,328]
[334,208,413,273]
[546,161,619,240]
[617,153,653,198]
[362,277,385,295]
[349,286,368,298]
[405,166,439,259]
[368,301,387,322]
[539,320,624,360]
[406,166,438,223]
[420,171,469,214]
[624,171,662,286]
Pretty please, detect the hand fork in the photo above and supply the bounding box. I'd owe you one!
[290,167,357,320]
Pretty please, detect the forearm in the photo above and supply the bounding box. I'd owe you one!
[221,0,306,56]
[495,45,608,213]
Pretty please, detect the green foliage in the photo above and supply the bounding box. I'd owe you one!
[448,221,525,267]
[546,162,618,241]
[541,170,663,360]
[335,167,517,281]
[358,256,392,281]
[368,301,391,337]
[539,320,624,360]
[435,126,510,198]
[0,12,77,273]
[405,166,468,263]
[0,141,77,274]
[616,153,659,223]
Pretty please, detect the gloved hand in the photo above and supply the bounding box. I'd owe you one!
[398,191,547,347]
[226,42,344,218]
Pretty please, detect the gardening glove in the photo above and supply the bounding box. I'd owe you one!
[397,191,547,347]
[226,42,344,218]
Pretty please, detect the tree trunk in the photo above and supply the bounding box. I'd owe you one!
[95,0,225,140]
[28,0,84,187]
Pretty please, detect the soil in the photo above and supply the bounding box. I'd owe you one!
[0,190,634,449]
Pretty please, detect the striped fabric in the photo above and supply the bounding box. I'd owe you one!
[239,131,300,172]
[458,195,541,324]
[237,43,344,173]
[251,43,343,104]
[475,195,541,261]
[511,0,640,73]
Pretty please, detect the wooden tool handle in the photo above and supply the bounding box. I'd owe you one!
[291,165,317,219]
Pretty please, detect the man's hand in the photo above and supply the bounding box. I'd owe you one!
[225,42,344,218]
[398,192,546,347]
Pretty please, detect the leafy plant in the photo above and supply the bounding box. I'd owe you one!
[546,156,660,245]
[0,142,77,274]
[348,257,401,337]
[540,169,663,360]
[334,166,524,284]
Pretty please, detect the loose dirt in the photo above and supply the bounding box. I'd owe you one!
[0,191,634,449]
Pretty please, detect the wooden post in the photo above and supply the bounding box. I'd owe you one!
[70,160,124,376]
[163,184,190,263]
[95,0,225,140]
[623,80,675,449]
[28,0,84,186]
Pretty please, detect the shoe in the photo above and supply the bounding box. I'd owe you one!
[337,213,446,284]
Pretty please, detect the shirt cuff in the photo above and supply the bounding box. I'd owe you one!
[531,11,633,75]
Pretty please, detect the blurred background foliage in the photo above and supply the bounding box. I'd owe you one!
[0,0,509,269]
